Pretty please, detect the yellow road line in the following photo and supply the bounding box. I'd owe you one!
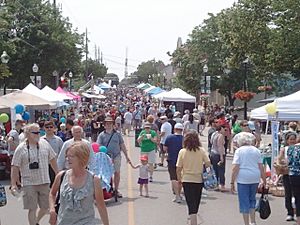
[126,136,135,225]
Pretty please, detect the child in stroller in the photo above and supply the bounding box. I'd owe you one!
[91,143,118,202]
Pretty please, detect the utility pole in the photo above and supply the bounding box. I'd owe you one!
[124,47,128,78]
[98,47,100,63]
[85,28,88,81]
[100,52,103,64]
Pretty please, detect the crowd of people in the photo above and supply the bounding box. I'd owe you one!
[1,86,300,225]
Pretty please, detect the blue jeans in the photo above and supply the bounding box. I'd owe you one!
[210,153,225,185]
[237,183,259,213]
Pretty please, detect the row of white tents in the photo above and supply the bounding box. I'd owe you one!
[250,90,300,121]
[0,84,73,112]
[136,83,196,103]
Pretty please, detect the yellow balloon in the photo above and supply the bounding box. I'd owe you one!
[265,102,277,115]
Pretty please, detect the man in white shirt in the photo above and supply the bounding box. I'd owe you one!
[57,126,94,171]
[182,109,190,123]
[159,116,172,167]
[123,108,133,135]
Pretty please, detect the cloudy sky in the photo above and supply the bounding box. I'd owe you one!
[56,0,236,79]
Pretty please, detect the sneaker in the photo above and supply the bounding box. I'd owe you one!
[286,215,294,221]
[117,191,123,198]
[158,163,163,167]
[173,196,182,203]
[149,177,153,182]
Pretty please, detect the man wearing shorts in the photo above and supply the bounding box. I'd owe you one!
[159,115,172,167]
[97,116,131,198]
[164,123,184,203]
[11,123,58,225]
[137,122,158,182]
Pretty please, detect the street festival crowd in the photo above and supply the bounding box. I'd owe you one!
[0,87,300,225]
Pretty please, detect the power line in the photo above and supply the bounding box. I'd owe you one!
[103,53,144,63]
[103,57,137,68]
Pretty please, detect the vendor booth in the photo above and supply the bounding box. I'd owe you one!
[153,88,196,114]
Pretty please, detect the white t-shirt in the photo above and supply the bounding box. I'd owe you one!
[124,112,133,124]
[139,164,149,179]
[160,122,172,144]
[232,145,262,184]
[182,114,189,123]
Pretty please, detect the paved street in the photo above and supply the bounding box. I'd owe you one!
[0,129,291,225]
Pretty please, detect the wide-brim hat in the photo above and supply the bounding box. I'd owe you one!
[104,116,114,122]
[143,122,152,128]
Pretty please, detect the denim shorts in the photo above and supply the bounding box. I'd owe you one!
[237,183,259,213]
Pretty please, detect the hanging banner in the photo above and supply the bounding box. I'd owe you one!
[271,120,280,180]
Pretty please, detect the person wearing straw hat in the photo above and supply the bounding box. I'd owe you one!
[97,116,131,198]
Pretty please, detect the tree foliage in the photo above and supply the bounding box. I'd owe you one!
[132,59,165,83]
[171,0,300,105]
[0,0,84,89]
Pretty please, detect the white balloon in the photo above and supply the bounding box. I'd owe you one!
[16,114,23,121]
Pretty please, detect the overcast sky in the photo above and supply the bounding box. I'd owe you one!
[56,0,236,79]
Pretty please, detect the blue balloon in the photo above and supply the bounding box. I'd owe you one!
[22,111,30,121]
[99,146,108,153]
[15,104,25,114]
[60,117,66,123]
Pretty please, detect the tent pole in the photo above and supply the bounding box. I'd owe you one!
[265,119,269,135]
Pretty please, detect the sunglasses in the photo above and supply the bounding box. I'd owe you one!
[45,126,54,129]
[31,131,40,135]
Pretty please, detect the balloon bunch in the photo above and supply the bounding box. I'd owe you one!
[14,104,30,121]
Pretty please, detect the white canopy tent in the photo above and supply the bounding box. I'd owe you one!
[1,90,56,109]
[275,90,300,112]
[143,86,156,93]
[81,92,106,99]
[23,84,68,107]
[136,83,146,88]
[41,86,73,101]
[86,85,104,94]
[153,88,196,103]
[250,90,300,121]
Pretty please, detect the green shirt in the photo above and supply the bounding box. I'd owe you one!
[139,130,157,152]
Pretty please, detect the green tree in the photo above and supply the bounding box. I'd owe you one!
[82,58,107,80]
[132,59,165,83]
[1,0,84,89]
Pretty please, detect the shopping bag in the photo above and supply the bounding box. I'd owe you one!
[203,167,218,190]
[0,184,7,207]
[257,189,271,220]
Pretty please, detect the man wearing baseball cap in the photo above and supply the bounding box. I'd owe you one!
[164,123,184,203]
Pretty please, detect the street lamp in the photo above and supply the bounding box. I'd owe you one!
[69,71,73,91]
[148,75,151,83]
[1,51,9,95]
[203,64,208,94]
[52,70,58,88]
[243,57,249,120]
[202,64,208,111]
[32,63,39,86]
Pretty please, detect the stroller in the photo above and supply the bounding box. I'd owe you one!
[0,136,10,180]
[91,151,118,202]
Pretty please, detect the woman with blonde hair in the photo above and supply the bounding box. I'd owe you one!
[49,141,109,225]
[176,130,211,225]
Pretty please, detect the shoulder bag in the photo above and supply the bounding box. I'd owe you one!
[55,171,66,214]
